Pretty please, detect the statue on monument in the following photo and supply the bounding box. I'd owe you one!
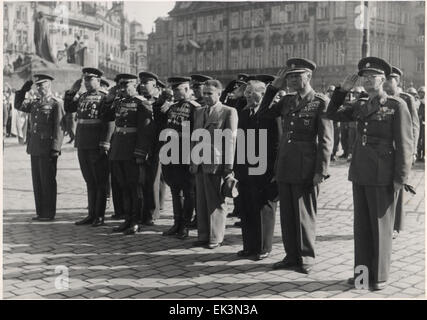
[34,11,57,64]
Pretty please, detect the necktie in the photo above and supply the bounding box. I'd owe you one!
[250,108,255,117]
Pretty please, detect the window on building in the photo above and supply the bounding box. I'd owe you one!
[206,16,213,32]
[335,2,346,17]
[178,21,184,36]
[214,50,224,70]
[271,45,281,67]
[271,6,281,24]
[242,48,251,69]
[283,4,294,23]
[254,47,263,69]
[297,43,308,58]
[231,12,239,29]
[197,51,204,70]
[334,41,345,65]
[242,10,251,28]
[283,44,294,61]
[197,17,205,33]
[317,2,329,20]
[205,51,213,70]
[318,42,328,66]
[417,56,424,72]
[215,14,222,31]
[187,19,193,35]
[231,49,239,69]
[253,9,264,27]
[297,3,308,22]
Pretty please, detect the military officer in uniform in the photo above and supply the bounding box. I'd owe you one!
[161,77,200,239]
[191,74,212,105]
[14,74,65,221]
[103,74,157,235]
[64,67,114,227]
[384,66,420,237]
[326,57,413,290]
[258,58,334,274]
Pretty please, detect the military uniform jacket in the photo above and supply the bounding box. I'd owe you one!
[64,89,112,150]
[399,92,420,154]
[102,95,156,161]
[258,85,334,184]
[327,88,413,186]
[15,92,65,156]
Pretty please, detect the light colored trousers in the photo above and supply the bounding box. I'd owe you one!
[195,172,227,244]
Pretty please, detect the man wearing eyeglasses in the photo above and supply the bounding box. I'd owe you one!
[14,74,65,221]
[326,57,413,290]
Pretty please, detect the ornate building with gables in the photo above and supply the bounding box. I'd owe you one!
[148,1,425,89]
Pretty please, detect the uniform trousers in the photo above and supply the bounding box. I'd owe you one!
[110,162,129,217]
[278,182,318,265]
[31,155,57,218]
[163,164,195,228]
[239,182,276,254]
[77,149,109,219]
[393,190,405,232]
[353,184,396,283]
[196,172,227,244]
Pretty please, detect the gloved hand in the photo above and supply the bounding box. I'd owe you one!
[50,150,60,159]
[70,79,82,93]
[22,80,34,92]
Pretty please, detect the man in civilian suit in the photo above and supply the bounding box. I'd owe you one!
[190,80,238,249]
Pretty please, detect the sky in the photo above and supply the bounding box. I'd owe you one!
[124,1,176,34]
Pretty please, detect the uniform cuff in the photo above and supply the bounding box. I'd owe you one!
[99,142,110,150]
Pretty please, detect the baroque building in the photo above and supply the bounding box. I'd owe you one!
[148,1,425,89]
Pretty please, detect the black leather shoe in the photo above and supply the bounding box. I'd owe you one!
[255,252,270,261]
[38,217,54,222]
[347,277,355,286]
[31,216,40,221]
[233,221,242,228]
[188,219,197,229]
[92,217,105,227]
[110,214,124,220]
[163,224,180,236]
[371,281,387,291]
[113,220,131,233]
[143,219,155,226]
[237,250,252,257]
[207,242,222,249]
[272,257,298,270]
[123,224,139,235]
[299,264,313,274]
[75,216,94,225]
[192,240,208,247]
[176,227,189,240]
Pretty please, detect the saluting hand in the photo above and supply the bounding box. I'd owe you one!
[341,74,359,92]
[22,80,34,92]
[271,68,288,90]
[70,79,82,93]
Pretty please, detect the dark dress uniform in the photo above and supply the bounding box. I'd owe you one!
[64,68,113,226]
[259,84,333,268]
[326,57,413,286]
[162,76,200,239]
[103,76,157,234]
[417,101,425,160]
[393,87,420,232]
[14,75,65,220]
[235,106,280,258]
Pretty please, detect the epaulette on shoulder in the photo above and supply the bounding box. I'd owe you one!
[188,100,201,107]
[314,92,327,102]
[133,95,147,102]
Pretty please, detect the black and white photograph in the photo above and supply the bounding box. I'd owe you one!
[1,0,425,302]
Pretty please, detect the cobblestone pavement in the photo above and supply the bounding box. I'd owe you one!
[2,137,425,299]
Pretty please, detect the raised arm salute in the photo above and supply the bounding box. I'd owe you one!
[326,57,413,291]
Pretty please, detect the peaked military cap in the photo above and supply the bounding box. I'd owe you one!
[237,73,249,82]
[139,71,159,82]
[82,67,103,78]
[117,73,138,84]
[285,58,316,76]
[357,57,392,77]
[167,76,191,87]
[33,73,54,84]
[389,66,403,78]
[191,74,213,84]
[407,87,418,95]
[157,79,166,89]
[100,78,110,88]
[247,74,275,84]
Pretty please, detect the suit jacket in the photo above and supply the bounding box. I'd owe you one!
[258,85,334,184]
[327,88,413,186]
[191,101,238,175]
[399,92,420,154]
[234,106,280,187]
[14,93,64,156]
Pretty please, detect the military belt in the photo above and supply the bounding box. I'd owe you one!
[361,134,393,147]
[77,119,102,124]
[116,127,137,134]
[285,131,316,142]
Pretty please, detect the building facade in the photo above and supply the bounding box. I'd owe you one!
[130,21,149,74]
[148,1,425,89]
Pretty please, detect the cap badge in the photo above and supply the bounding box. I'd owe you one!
[366,63,370,67]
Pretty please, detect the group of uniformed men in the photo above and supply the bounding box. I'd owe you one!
[14,53,422,291]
